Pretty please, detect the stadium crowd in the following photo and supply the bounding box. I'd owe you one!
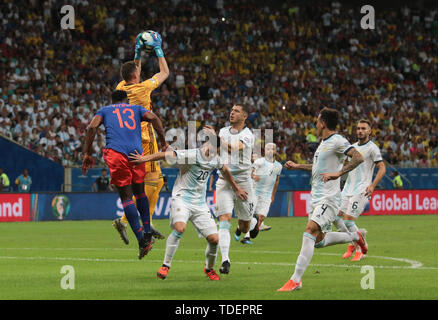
[0,0,437,167]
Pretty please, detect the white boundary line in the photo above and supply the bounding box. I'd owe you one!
[0,247,435,270]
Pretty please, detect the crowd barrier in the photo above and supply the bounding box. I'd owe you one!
[1,190,437,222]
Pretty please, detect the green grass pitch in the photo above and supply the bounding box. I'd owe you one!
[0,215,437,300]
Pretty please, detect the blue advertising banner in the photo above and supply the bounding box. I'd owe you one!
[31,191,291,221]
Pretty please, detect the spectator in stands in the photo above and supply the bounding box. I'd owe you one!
[392,171,404,189]
[15,169,32,192]
[93,169,113,192]
[0,168,11,192]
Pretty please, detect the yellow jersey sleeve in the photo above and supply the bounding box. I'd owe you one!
[115,80,126,90]
[141,75,160,91]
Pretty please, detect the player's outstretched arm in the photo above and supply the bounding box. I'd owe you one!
[134,32,144,72]
[284,160,312,171]
[365,161,386,197]
[129,150,176,165]
[151,33,169,86]
[142,111,169,151]
[220,165,248,201]
[82,115,102,174]
[321,148,364,182]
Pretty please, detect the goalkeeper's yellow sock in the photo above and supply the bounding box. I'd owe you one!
[120,213,129,226]
[145,180,160,224]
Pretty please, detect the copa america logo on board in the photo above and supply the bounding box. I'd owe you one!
[51,195,71,220]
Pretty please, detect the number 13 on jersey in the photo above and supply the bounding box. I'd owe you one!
[112,108,136,130]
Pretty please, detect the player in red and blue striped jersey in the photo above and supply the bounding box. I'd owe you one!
[82,90,169,259]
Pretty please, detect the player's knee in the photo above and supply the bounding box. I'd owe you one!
[305,223,319,237]
[173,223,186,234]
[218,220,231,230]
[344,220,356,229]
[207,233,219,245]
[218,214,231,222]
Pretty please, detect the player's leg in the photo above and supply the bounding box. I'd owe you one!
[344,194,369,260]
[158,198,189,279]
[336,196,356,258]
[249,197,270,240]
[277,219,321,291]
[190,207,221,280]
[218,214,232,274]
[204,233,220,280]
[116,185,143,242]
[157,198,190,279]
[278,204,367,291]
[158,222,185,279]
[116,184,153,259]
[235,197,258,242]
[145,179,165,239]
[215,178,234,274]
[259,213,272,231]
[311,204,366,250]
[131,157,155,259]
[144,132,165,239]
[234,180,255,244]
[132,182,152,234]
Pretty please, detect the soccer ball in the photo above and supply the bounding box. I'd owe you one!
[139,30,160,52]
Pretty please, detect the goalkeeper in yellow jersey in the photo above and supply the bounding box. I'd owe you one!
[112,31,170,243]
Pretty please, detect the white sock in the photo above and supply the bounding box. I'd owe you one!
[249,217,258,231]
[218,220,231,263]
[205,242,218,270]
[244,231,250,238]
[333,216,348,232]
[318,232,358,247]
[345,220,359,247]
[163,230,182,267]
[291,233,315,283]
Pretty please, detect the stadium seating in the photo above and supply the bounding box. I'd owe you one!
[0,0,437,172]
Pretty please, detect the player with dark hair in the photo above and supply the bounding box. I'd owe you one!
[113,31,170,242]
[82,90,169,259]
[129,130,248,280]
[278,107,366,291]
[210,104,256,274]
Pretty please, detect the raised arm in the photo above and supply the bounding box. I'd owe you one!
[152,57,170,86]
